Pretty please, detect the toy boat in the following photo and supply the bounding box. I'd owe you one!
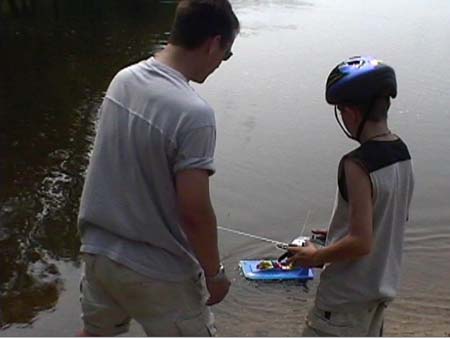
[239,259,314,281]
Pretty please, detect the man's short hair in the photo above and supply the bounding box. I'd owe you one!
[169,0,240,49]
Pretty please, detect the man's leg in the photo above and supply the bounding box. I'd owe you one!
[367,302,387,337]
[92,255,215,337]
[115,270,214,336]
[79,254,131,336]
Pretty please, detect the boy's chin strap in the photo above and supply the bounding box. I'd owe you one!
[334,100,375,143]
[355,108,371,142]
[334,106,359,142]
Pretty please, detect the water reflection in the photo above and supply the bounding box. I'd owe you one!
[233,0,313,10]
[0,0,176,327]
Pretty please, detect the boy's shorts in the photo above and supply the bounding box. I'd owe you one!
[80,253,215,336]
[301,302,387,337]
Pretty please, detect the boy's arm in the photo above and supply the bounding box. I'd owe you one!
[287,159,373,267]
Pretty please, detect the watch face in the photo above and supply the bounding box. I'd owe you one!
[207,264,226,281]
[205,263,225,281]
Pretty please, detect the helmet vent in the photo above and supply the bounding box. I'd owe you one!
[348,59,363,67]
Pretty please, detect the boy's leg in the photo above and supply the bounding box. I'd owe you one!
[80,254,131,336]
[302,302,386,337]
[302,321,337,337]
[301,306,337,337]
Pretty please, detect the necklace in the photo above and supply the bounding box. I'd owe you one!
[364,130,392,142]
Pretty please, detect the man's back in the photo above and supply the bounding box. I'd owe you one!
[78,57,217,281]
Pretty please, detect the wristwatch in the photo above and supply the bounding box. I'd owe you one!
[205,263,226,282]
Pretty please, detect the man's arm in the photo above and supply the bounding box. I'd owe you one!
[287,159,373,267]
[176,169,230,305]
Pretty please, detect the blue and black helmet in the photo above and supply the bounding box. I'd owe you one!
[325,56,397,105]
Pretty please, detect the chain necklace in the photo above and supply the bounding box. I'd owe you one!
[364,130,392,143]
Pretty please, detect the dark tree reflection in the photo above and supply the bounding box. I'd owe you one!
[0,0,176,327]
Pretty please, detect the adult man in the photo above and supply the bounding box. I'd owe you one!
[287,56,414,336]
[77,1,239,336]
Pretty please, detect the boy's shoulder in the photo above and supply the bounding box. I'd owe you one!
[343,138,411,174]
[337,138,412,201]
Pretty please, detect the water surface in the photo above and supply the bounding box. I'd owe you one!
[1,0,450,336]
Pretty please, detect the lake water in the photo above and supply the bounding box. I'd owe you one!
[1,0,450,336]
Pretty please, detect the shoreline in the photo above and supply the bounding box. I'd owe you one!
[1,261,449,337]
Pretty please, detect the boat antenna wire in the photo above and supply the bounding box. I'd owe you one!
[217,210,313,247]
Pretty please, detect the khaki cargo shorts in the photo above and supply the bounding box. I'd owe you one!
[80,253,215,336]
[301,302,387,337]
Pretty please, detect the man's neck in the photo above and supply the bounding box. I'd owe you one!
[154,45,200,82]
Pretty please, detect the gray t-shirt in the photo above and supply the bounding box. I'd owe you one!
[78,57,216,281]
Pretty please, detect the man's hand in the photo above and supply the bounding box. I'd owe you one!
[285,241,321,268]
[205,275,231,306]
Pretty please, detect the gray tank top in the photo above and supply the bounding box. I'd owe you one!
[316,138,414,311]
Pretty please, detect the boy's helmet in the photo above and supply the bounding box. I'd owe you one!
[325,56,397,105]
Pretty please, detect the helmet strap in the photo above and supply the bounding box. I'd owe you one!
[355,117,367,142]
[355,100,375,142]
[334,106,358,141]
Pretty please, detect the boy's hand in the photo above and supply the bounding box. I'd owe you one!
[311,229,328,239]
[286,241,321,268]
[310,229,327,246]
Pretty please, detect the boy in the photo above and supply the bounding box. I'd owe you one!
[287,56,414,336]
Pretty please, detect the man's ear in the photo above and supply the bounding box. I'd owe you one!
[207,35,222,55]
